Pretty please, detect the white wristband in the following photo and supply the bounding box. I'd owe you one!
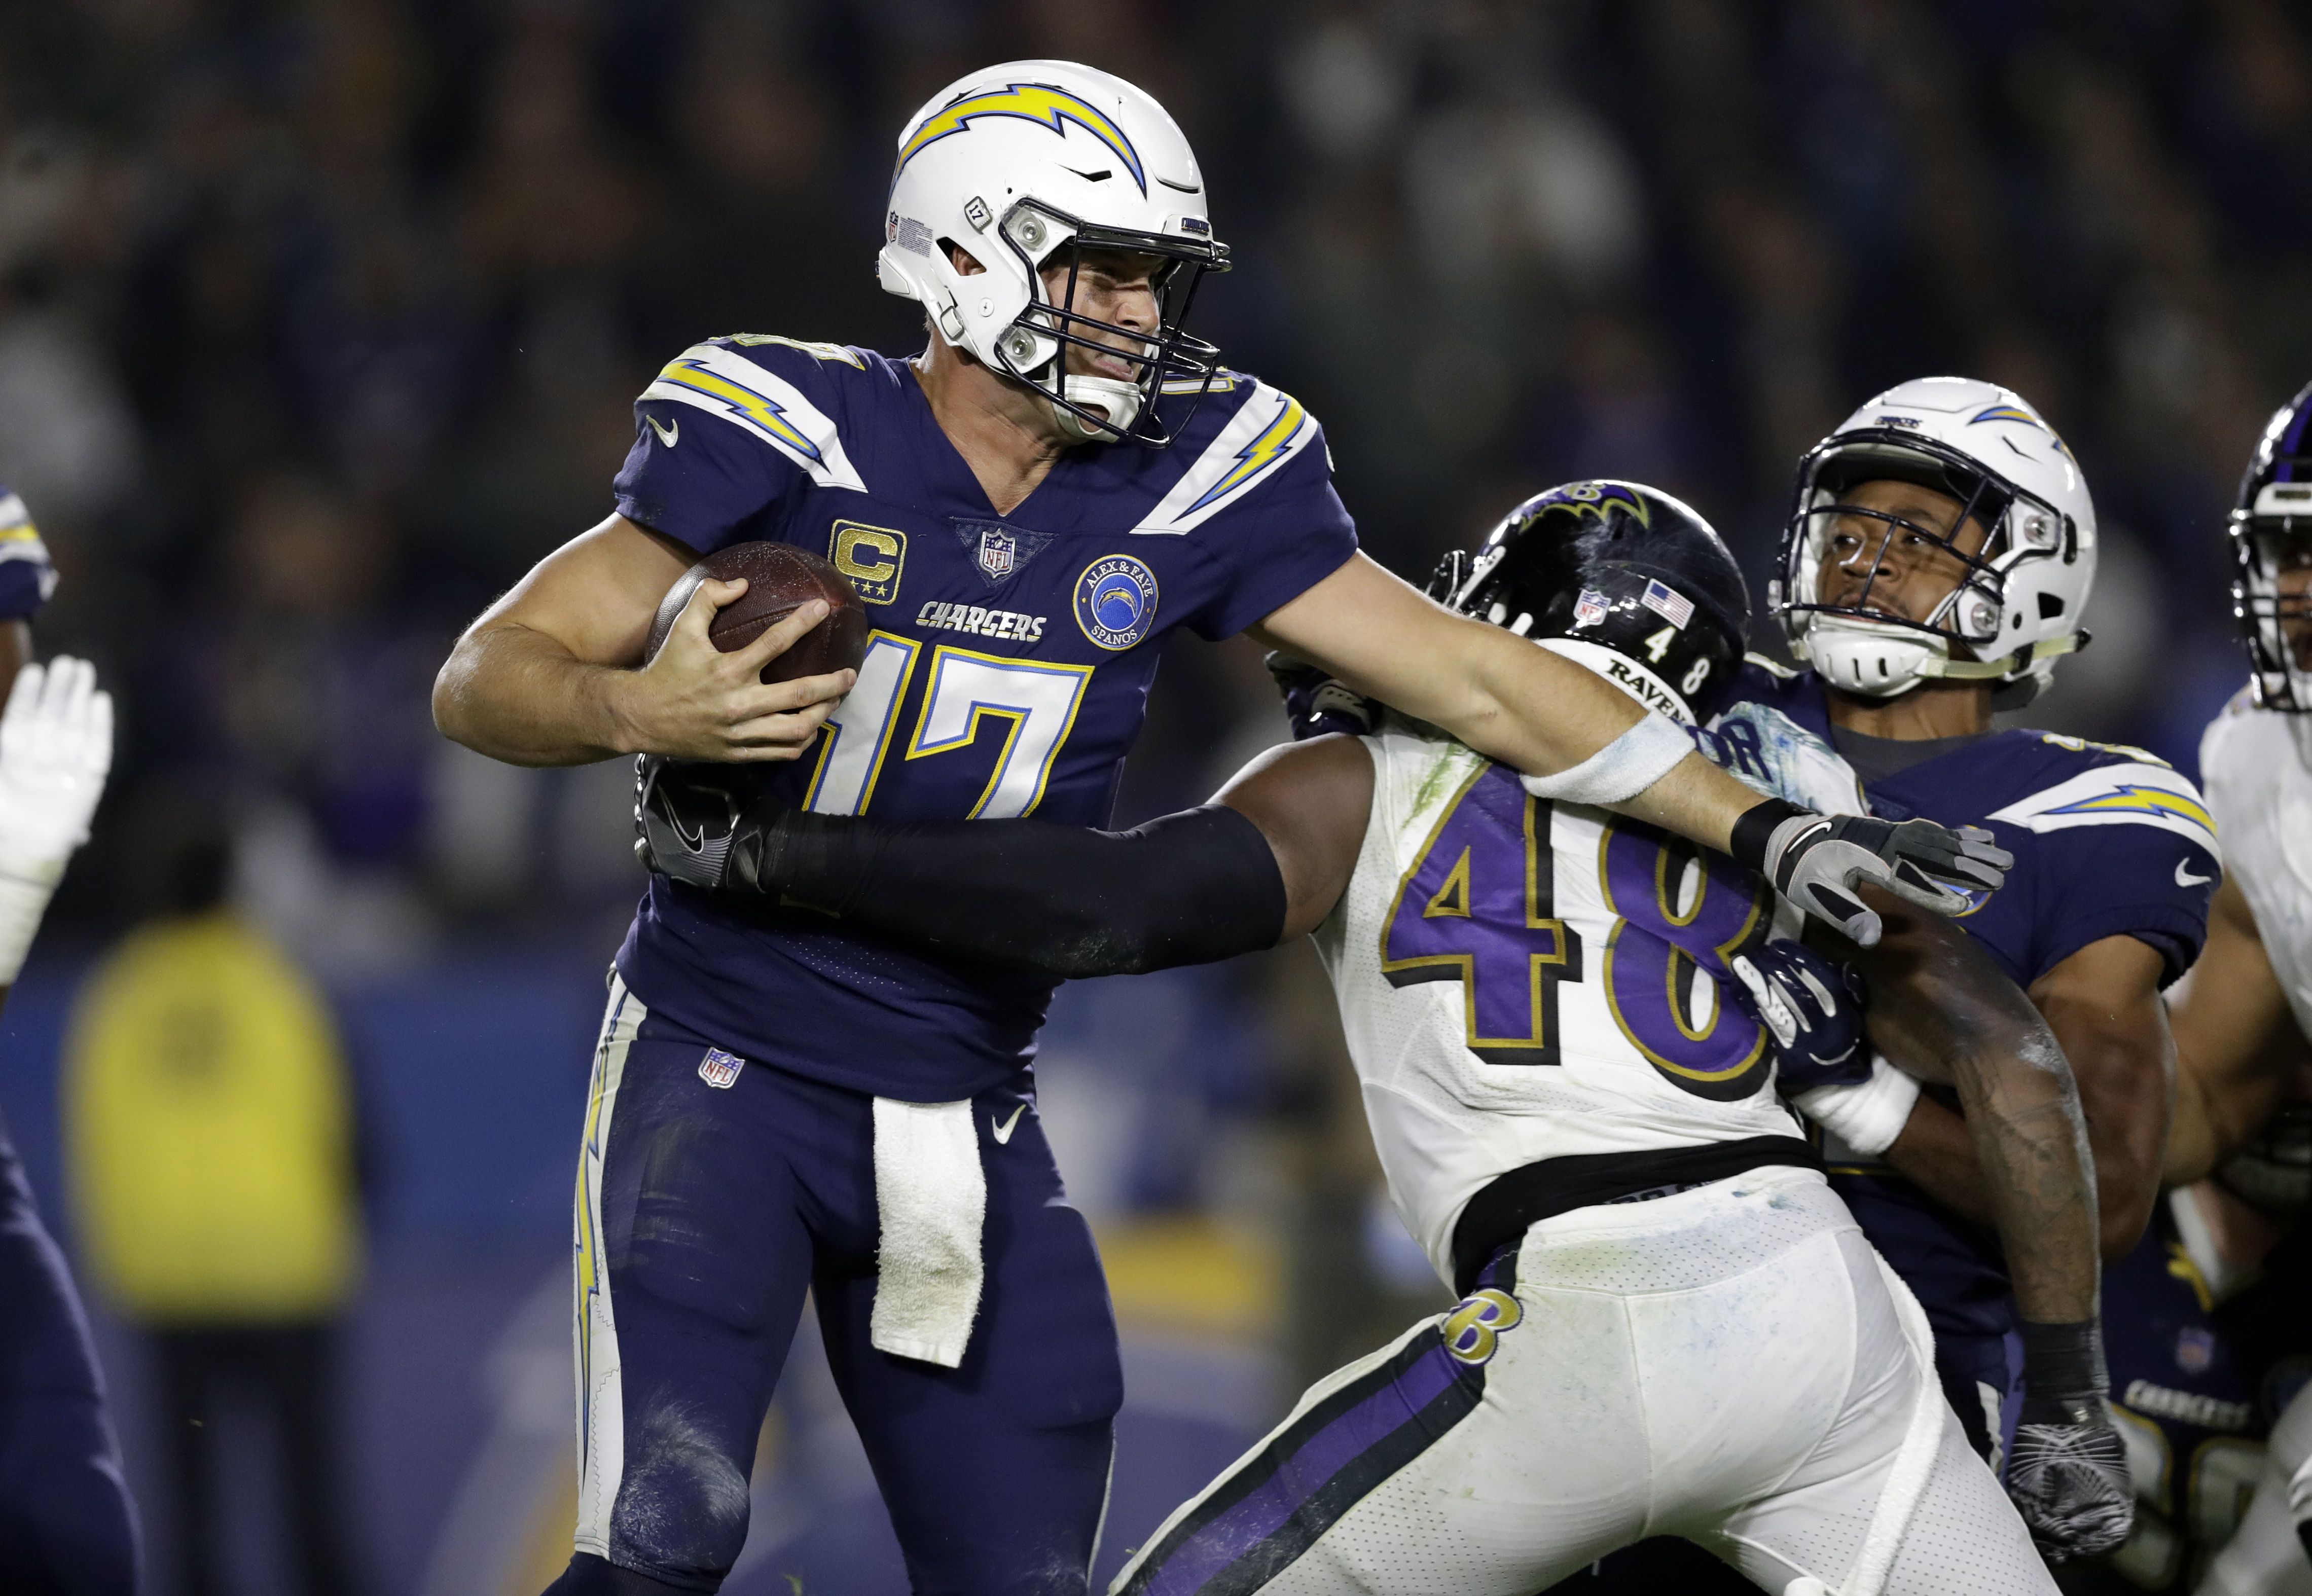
[0,856,64,986]
[1794,1053,1922,1157]
[1518,711,1693,807]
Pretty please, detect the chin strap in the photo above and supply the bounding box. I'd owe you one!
[1907,631,2085,683]
[1050,372,1144,443]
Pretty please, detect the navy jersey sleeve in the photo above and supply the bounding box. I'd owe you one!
[610,337,868,556]
[1991,747,2220,984]
[1148,382,1357,640]
[0,486,57,621]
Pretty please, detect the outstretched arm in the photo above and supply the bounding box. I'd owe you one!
[1252,556,2010,946]
[639,734,1375,977]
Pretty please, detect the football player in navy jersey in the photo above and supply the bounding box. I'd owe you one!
[1689,377,2214,1545]
[0,483,135,1594]
[434,63,2009,1596]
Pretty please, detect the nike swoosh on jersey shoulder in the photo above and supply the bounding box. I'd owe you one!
[637,337,871,491]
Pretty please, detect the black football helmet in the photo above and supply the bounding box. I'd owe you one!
[2231,378,2312,713]
[1426,480,1751,723]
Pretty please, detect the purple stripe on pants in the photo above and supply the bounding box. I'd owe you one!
[1138,1338,1465,1596]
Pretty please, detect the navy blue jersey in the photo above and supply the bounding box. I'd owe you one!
[2085,1196,2312,1592]
[1702,658,2220,1341]
[609,336,1358,1098]
[0,486,56,622]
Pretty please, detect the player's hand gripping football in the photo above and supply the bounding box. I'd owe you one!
[619,578,854,764]
[1727,939,1867,1094]
[1731,796,2012,947]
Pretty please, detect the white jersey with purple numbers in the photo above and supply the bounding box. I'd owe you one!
[2200,691,2312,1043]
[1311,715,1809,1286]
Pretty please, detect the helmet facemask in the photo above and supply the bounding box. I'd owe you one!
[1775,432,2079,700]
[2233,486,2312,710]
[979,197,1229,448]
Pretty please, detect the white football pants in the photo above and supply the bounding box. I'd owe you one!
[1111,1166,2054,1596]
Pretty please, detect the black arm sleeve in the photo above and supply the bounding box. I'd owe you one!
[743,804,1289,978]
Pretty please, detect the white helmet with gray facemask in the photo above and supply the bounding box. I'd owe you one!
[1771,376,2097,706]
[878,61,1231,446]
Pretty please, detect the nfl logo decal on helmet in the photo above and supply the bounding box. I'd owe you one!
[878,61,1231,448]
[1771,376,2096,706]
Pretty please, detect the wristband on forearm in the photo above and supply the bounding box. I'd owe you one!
[2018,1318,2111,1420]
[1729,796,1808,878]
[744,803,1289,978]
[1791,1053,1921,1156]
[1515,711,1693,807]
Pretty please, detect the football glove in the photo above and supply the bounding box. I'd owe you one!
[634,755,780,892]
[1731,797,2012,948]
[1263,651,1376,742]
[2007,1403,2134,1563]
[1728,940,1868,1095]
[0,657,114,985]
[2009,1319,2134,1563]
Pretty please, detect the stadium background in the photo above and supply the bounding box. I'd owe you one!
[0,0,2307,1590]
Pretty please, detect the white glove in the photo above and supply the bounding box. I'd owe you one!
[0,657,115,983]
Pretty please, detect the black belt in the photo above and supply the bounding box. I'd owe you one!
[1450,1135,1823,1295]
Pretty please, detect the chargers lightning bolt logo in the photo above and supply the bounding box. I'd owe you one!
[1185,392,1308,515]
[2041,784,2217,835]
[650,353,824,465]
[896,84,1147,195]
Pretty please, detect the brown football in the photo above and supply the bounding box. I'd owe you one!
[644,541,870,684]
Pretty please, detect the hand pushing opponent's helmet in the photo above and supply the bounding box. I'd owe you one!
[1427,480,1752,724]
[879,61,1231,447]
[1771,377,2094,705]
[2230,378,2312,730]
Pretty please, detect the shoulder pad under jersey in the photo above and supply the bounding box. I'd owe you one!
[1984,734,2220,861]
[637,334,871,492]
[1125,374,1328,536]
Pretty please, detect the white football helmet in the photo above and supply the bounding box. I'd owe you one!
[879,61,1230,446]
[1770,376,2097,704]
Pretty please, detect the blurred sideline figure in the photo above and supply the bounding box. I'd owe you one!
[0,473,136,1595]
[434,60,1996,1596]
[64,824,364,1596]
[2145,379,2312,1596]
[639,482,2095,1594]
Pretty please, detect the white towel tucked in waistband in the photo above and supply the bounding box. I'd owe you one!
[870,1097,988,1368]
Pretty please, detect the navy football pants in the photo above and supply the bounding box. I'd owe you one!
[553,980,1122,1594]
[0,1120,139,1595]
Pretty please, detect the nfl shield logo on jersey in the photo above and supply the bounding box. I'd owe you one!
[979,528,1018,582]
[698,1047,744,1090]
[1573,589,1610,628]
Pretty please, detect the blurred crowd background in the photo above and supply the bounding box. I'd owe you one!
[1,0,2308,1591]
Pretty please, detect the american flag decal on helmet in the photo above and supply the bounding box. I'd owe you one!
[1642,579,1694,630]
